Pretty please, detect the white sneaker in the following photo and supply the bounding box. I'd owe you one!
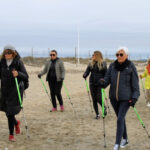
[113,144,120,150]
[120,139,128,148]
[147,103,150,107]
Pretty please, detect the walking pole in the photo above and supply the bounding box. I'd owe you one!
[15,77,30,138]
[140,78,147,102]
[133,107,150,138]
[63,82,76,113]
[40,78,52,104]
[103,89,111,116]
[85,79,93,113]
[101,88,107,148]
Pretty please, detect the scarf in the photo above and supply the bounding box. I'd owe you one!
[146,64,150,75]
[114,59,131,71]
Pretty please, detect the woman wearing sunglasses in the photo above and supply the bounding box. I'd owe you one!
[38,50,65,112]
[83,51,107,119]
[139,58,150,107]
[99,47,140,150]
[0,45,29,142]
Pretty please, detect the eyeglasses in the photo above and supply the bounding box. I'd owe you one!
[116,53,124,57]
[50,54,56,56]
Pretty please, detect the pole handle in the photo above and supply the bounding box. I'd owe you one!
[15,78,23,108]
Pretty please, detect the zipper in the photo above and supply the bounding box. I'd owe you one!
[116,71,120,101]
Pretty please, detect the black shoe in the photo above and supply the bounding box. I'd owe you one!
[96,114,100,120]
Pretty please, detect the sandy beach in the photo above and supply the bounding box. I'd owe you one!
[0,62,150,150]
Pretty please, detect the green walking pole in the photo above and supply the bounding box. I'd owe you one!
[101,88,107,148]
[85,79,93,114]
[133,107,150,138]
[15,77,30,138]
[63,82,76,113]
[40,78,52,104]
[103,89,111,116]
[140,78,147,102]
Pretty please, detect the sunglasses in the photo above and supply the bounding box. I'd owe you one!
[116,53,124,57]
[5,52,13,55]
[50,54,56,56]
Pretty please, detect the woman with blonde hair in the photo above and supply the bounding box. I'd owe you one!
[140,58,150,107]
[83,51,107,119]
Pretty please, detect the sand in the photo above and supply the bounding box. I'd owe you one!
[0,62,150,150]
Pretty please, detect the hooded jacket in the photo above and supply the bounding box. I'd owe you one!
[0,54,29,115]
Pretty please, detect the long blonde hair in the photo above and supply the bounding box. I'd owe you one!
[91,51,103,69]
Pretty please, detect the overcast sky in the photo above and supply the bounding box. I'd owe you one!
[0,0,150,56]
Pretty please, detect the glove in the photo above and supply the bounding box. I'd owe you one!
[83,75,87,80]
[139,75,142,79]
[61,78,64,81]
[99,78,105,86]
[129,99,137,107]
[38,74,41,78]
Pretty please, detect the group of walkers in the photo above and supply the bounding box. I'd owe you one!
[0,44,149,150]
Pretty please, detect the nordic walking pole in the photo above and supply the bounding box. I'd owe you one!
[103,89,111,116]
[40,78,52,103]
[101,88,107,148]
[63,82,76,113]
[140,78,147,101]
[85,79,93,113]
[15,77,30,138]
[133,107,150,138]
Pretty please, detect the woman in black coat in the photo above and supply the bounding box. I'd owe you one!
[100,47,140,150]
[0,45,29,142]
[83,51,107,119]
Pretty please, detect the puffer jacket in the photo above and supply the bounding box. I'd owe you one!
[39,58,65,82]
[83,61,107,86]
[141,67,150,89]
[0,55,29,115]
[103,60,140,101]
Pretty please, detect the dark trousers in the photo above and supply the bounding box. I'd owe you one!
[90,85,103,115]
[48,80,63,108]
[110,100,130,145]
[6,114,18,135]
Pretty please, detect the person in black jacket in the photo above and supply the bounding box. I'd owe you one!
[38,50,65,112]
[83,51,107,119]
[99,47,140,150]
[0,45,29,142]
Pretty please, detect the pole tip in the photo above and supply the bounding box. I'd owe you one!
[104,145,107,148]
[149,136,150,138]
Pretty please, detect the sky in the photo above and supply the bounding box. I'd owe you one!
[0,0,150,58]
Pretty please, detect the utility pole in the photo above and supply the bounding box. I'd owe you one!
[77,25,80,65]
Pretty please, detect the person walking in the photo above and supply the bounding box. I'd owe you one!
[83,51,107,119]
[38,50,65,112]
[140,58,150,107]
[0,45,29,142]
[99,47,140,150]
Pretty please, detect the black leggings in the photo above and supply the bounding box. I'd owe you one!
[48,80,63,108]
[110,100,130,145]
[90,85,105,115]
[6,115,18,135]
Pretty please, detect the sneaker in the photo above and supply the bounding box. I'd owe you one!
[96,114,100,120]
[113,144,120,150]
[60,105,64,112]
[147,103,150,107]
[9,135,16,142]
[120,139,128,148]
[15,120,21,134]
[50,108,57,112]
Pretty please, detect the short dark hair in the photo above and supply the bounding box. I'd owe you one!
[51,50,57,55]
